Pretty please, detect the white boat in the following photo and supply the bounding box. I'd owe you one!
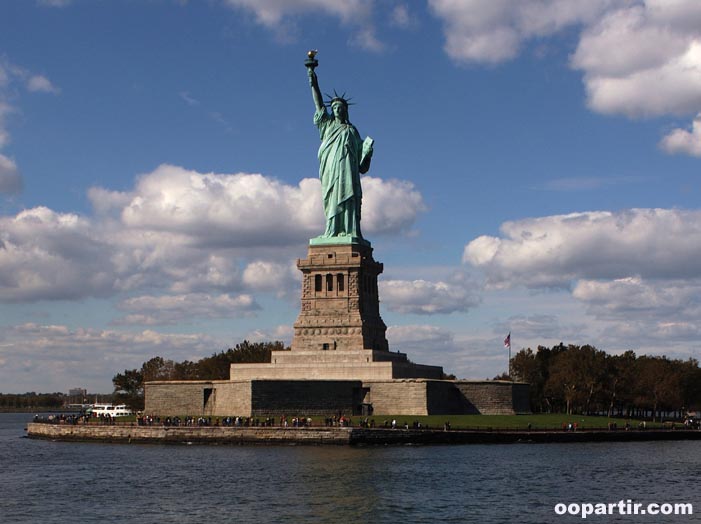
[87,404,133,418]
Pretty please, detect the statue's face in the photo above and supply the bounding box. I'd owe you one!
[332,101,348,121]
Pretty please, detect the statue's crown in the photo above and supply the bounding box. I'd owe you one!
[325,90,354,108]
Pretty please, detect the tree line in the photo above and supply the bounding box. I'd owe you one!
[0,392,115,411]
[113,340,287,410]
[0,392,65,410]
[510,344,701,420]
[111,339,701,420]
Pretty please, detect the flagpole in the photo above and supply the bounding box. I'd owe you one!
[504,332,512,380]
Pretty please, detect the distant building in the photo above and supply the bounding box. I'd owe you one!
[68,388,87,399]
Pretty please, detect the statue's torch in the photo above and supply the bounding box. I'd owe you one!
[305,50,318,71]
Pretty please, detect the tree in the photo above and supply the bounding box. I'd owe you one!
[225,340,286,364]
[635,356,684,421]
[141,356,176,381]
[544,345,607,415]
[512,345,567,413]
[511,348,537,384]
[605,351,637,417]
[112,368,144,411]
[111,340,290,408]
[679,358,701,413]
[498,344,701,417]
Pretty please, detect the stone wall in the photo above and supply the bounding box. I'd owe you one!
[145,381,251,416]
[364,380,429,415]
[512,382,531,414]
[362,380,530,416]
[426,380,479,415]
[391,362,444,380]
[145,381,218,416]
[26,423,352,445]
[250,380,361,416]
[453,381,531,415]
[230,350,443,382]
[208,381,252,416]
[145,379,531,417]
[231,359,398,381]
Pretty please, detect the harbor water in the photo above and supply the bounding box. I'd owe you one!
[2,413,699,523]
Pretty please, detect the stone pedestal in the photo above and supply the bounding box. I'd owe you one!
[230,241,444,381]
[291,242,388,353]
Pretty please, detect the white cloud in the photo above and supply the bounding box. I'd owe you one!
[387,324,457,370]
[495,314,567,340]
[0,153,22,194]
[0,323,221,392]
[114,165,423,245]
[464,208,701,288]
[428,1,701,152]
[0,59,58,193]
[221,0,382,50]
[37,0,72,6]
[389,4,412,28]
[571,5,690,80]
[349,26,386,52]
[27,75,60,94]
[87,186,133,215]
[242,260,299,295]
[601,319,701,344]
[178,91,200,106]
[573,276,701,322]
[221,0,367,27]
[0,60,60,99]
[0,101,13,148]
[386,324,511,379]
[361,176,426,235]
[246,324,294,344]
[0,64,8,88]
[569,1,701,140]
[428,0,613,64]
[576,39,701,118]
[380,274,481,315]
[1,164,425,303]
[115,292,260,325]
[388,323,455,350]
[428,1,701,115]
[118,164,321,247]
[659,113,701,156]
[464,209,701,353]
[0,207,115,302]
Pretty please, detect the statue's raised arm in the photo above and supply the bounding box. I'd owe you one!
[304,51,373,245]
[309,71,324,112]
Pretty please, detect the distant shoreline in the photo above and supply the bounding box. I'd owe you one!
[26,423,701,446]
[0,408,84,414]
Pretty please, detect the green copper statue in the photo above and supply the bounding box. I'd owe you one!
[306,51,374,244]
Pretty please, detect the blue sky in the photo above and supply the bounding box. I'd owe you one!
[1,0,700,393]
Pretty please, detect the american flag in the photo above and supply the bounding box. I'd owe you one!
[504,333,511,349]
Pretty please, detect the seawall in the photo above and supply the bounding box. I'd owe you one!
[26,423,701,446]
[26,423,351,445]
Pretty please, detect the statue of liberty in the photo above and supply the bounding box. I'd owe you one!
[306,51,374,244]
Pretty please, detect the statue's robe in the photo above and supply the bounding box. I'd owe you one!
[314,107,366,238]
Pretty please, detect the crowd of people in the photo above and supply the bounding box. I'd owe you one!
[33,413,114,425]
[33,411,452,430]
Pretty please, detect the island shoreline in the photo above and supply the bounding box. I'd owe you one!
[25,423,701,446]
